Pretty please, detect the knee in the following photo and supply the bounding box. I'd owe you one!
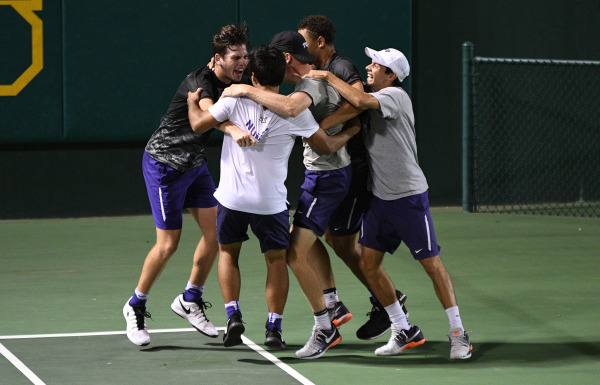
[155,240,178,258]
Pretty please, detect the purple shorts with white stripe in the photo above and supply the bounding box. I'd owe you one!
[293,165,352,237]
[359,190,441,260]
[142,152,217,230]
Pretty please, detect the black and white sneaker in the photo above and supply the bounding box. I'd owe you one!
[264,326,287,350]
[171,294,218,338]
[356,290,409,340]
[223,314,245,347]
[123,297,151,346]
[295,323,341,359]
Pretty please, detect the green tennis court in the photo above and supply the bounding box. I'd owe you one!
[1,208,599,384]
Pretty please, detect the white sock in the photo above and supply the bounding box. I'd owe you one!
[385,301,410,331]
[323,289,339,309]
[185,281,204,294]
[134,288,148,301]
[315,310,331,330]
[445,306,464,330]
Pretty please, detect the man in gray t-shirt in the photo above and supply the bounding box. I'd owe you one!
[306,47,473,361]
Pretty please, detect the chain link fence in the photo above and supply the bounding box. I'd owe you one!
[462,42,600,217]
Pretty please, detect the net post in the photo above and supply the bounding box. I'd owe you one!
[462,42,474,213]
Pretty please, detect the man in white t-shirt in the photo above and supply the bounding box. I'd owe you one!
[186,44,358,351]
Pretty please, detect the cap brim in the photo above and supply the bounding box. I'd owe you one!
[291,52,316,64]
[365,47,381,63]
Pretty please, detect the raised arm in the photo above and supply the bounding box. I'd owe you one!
[305,70,380,110]
[222,84,312,117]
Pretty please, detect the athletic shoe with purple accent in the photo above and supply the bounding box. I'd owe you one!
[123,298,151,346]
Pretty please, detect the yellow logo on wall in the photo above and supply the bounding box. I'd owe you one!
[0,0,43,96]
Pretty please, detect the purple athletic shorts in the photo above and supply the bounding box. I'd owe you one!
[359,190,441,260]
[328,165,370,236]
[142,152,217,230]
[216,204,291,253]
[293,165,352,237]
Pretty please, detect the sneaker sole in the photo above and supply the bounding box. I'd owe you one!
[450,345,473,360]
[332,313,353,328]
[223,323,245,347]
[171,307,219,338]
[264,338,287,350]
[402,338,426,351]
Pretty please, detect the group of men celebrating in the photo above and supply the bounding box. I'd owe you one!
[122,15,473,361]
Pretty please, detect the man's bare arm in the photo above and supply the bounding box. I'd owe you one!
[305,117,361,155]
[305,70,380,110]
[221,84,312,117]
[187,88,256,146]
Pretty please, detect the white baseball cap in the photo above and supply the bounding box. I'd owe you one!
[365,47,410,81]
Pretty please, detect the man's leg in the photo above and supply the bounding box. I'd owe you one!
[218,242,245,347]
[287,226,326,313]
[264,249,289,350]
[360,245,424,356]
[288,226,341,359]
[169,206,219,338]
[136,228,181,293]
[264,249,289,314]
[187,206,219,288]
[418,255,456,309]
[123,228,181,346]
[419,255,472,359]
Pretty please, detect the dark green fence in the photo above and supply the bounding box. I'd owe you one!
[462,42,600,217]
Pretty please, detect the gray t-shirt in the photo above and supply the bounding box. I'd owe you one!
[366,86,428,200]
[293,78,351,171]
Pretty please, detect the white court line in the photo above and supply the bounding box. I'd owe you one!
[0,328,314,385]
[0,342,46,385]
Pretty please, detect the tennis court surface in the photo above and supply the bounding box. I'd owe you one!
[1,208,599,384]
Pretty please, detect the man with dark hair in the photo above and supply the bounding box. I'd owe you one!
[307,47,473,360]
[187,44,357,350]
[297,14,409,341]
[122,23,250,347]
[221,30,362,359]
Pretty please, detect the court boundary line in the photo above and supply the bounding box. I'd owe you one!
[0,328,314,385]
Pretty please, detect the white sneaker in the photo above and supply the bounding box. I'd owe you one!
[295,323,341,359]
[449,327,472,359]
[375,325,425,356]
[123,298,151,346]
[171,294,218,338]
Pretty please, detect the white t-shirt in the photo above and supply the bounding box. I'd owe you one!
[209,96,319,214]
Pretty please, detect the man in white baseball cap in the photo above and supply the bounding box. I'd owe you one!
[304,47,473,361]
[364,47,410,82]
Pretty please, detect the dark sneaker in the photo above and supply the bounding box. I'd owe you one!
[356,290,408,340]
[449,327,472,359]
[123,298,151,346]
[295,323,341,359]
[328,301,353,328]
[264,327,287,350]
[375,325,425,356]
[223,314,245,347]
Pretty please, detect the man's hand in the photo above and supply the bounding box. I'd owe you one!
[220,121,257,147]
[303,70,330,80]
[187,87,202,108]
[221,84,251,98]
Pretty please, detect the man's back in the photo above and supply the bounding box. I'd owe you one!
[209,96,319,215]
